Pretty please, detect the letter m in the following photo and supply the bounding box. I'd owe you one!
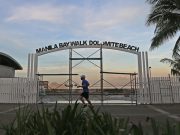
[36,48,42,53]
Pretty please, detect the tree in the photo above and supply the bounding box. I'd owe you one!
[146,0,180,57]
[160,55,180,75]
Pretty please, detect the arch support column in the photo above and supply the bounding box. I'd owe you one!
[27,53,38,79]
[137,52,143,103]
[137,51,150,104]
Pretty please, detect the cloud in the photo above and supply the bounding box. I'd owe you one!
[5,2,144,28]
[0,34,25,48]
[149,51,172,60]
[6,4,77,23]
[68,4,146,41]
[83,7,142,31]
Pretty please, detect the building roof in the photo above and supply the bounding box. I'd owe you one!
[0,52,23,70]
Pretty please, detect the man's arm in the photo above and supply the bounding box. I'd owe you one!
[77,81,89,88]
[77,84,86,88]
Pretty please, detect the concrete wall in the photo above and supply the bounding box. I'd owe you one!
[0,65,15,78]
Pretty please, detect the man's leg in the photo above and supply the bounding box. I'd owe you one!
[86,99,93,107]
[79,96,85,105]
[84,93,93,107]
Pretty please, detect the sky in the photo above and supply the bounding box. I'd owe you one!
[0,0,178,86]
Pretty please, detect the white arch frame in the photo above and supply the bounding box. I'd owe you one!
[36,45,139,56]
[28,45,149,103]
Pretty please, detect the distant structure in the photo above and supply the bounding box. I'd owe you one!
[0,52,22,78]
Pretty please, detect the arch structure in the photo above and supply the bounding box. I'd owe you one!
[27,40,150,103]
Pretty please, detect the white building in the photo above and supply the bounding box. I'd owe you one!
[0,52,22,78]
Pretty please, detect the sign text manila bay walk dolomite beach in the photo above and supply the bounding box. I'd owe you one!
[36,40,139,53]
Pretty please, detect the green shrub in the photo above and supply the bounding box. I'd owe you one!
[1,103,180,135]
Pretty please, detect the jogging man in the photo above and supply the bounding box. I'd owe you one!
[77,75,93,107]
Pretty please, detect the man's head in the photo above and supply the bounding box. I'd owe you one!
[80,75,85,80]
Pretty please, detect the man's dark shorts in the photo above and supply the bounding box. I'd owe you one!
[81,92,89,99]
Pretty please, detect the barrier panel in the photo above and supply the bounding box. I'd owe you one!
[138,76,180,104]
[0,78,38,103]
[1,76,180,104]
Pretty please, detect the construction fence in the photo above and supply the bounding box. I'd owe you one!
[138,76,180,104]
[0,76,180,104]
[0,78,37,103]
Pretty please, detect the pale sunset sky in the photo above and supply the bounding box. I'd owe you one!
[0,0,178,85]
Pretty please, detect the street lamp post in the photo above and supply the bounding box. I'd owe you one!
[149,67,152,78]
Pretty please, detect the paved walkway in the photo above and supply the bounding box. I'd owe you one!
[0,103,180,134]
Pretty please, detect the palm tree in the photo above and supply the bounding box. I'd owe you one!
[160,54,180,75]
[146,0,180,57]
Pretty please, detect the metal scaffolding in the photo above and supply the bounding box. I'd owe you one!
[68,47,104,104]
[101,71,137,104]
